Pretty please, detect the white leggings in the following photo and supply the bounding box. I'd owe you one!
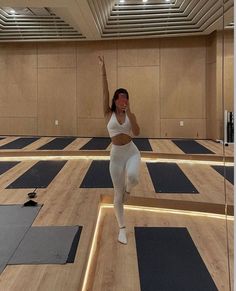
[109,141,140,228]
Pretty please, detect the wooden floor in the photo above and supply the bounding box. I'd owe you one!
[0,136,234,156]
[87,207,233,291]
[0,137,233,291]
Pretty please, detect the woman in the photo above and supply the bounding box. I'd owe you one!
[99,56,141,244]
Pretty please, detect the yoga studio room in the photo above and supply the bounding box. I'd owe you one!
[0,0,234,290]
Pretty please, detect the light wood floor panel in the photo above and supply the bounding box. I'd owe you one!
[227,219,234,289]
[197,139,233,156]
[89,208,233,291]
[1,138,233,157]
[62,138,90,151]
[0,160,233,206]
[0,136,18,147]
[23,137,53,150]
[149,139,184,154]
[0,190,101,291]
[90,209,141,291]
[178,163,233,204]
[0,161,37,196]
[0,160,102,291]
[139,162,233,205]
[0,156,233,290]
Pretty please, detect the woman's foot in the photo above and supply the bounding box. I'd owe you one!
[118,226,127,244]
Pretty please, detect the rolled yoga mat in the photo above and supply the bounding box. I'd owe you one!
[0,137,40,149]
[146,162,198,193]
[7,160,67,189]
[80,160,113,188]
[80,137,111,150]
[135,227,218,291]
[172,139,214,154]
[38,137,76,150]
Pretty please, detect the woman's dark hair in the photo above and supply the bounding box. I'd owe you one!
[111,88,129,112]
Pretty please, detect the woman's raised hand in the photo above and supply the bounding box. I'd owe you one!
[98,56,106,76]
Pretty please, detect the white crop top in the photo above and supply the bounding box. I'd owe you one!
[107,112,132,138]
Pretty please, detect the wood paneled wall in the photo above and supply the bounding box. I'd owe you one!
[117,39,160,137]
[206,32,218,140]
[206,30,234,140]
[0,33,233,138]
[223,30,234,112]
[160,37,206,138]
[0,44,37,135]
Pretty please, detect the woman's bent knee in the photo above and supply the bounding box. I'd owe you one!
[128,174,139,187]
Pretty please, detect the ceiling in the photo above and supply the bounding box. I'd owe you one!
[0,0,234,42]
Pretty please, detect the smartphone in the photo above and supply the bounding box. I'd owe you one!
[117,95,128,107]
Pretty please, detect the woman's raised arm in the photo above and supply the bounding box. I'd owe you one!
[98,56,110,117]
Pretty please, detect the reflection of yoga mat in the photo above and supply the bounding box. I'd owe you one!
[9,226,82,265]
[0,162,20,175]
[0,205,41,274]
[80,160,113,188]
[146,162,198,193]
[7,161,67,189]
[80,138,111,150]
[212,166,234,184]
[135,227,218,291]
[0,138,40,149]
[133,138,152,151]
[38,137,76,150]
[172,139,214,154]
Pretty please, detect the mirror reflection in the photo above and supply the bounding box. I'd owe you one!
[0,0,233,290]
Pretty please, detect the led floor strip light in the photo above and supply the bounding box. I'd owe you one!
[81,202,234,290]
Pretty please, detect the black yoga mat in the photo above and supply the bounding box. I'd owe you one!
[80,160,113,188]
[172,139,214,154]
[38,137,76,150]
[0,137,40,149]
[212,166,234,185]
[0,137,5,140]
[135,227,218,291]
[80,137,111,150]
[9,226,82,265]
[7,160,67,189]
[0,162,20,175]
[146,162,198,193]
[132,138,152,151]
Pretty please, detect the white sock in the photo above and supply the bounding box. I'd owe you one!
[118,227,127,244]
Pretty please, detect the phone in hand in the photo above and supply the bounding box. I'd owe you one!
[117,95,128,107]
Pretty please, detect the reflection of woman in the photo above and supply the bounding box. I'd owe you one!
[99,56,141,244]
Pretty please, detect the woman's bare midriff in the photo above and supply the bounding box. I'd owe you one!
[111,133,132,145]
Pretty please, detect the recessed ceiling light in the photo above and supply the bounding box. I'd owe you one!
[119,0,125,3]
[143,0,148,2]
[165,0,171,2]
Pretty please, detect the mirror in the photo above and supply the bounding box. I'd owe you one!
[223,0,234,289]
[0,0,233,290]
[100,0,232,289]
